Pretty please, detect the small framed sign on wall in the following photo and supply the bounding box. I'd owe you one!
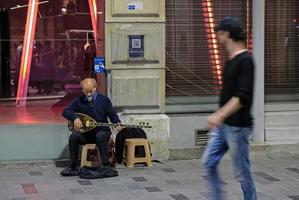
[129,35,144,60]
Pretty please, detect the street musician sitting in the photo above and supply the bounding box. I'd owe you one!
[60,78,122,176]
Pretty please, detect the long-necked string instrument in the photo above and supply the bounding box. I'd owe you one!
[68,113,151,133]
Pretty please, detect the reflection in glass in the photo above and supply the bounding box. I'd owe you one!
[0,1,97,124]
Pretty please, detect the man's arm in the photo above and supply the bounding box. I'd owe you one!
[207,97,242,129]
[105,98,123,132]
[234,57,254,107]
[62,98,83,131]
[62,99,80,121]
[105,97,121,124]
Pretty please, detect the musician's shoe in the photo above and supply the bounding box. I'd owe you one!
[60,166,79,176]
[101,165,111,170]
[100,165,117,172]
[100,165,119,177]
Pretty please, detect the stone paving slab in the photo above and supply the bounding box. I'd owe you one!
[0,154,298,200]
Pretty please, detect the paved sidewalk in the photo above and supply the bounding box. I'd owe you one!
[0,154,299,200]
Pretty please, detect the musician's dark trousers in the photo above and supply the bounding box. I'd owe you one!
[69,130,111,168]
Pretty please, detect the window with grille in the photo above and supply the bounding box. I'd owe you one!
[165,0,252,105]
[265,0,299,102]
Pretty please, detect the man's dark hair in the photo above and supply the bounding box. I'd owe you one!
[215,16,246,42]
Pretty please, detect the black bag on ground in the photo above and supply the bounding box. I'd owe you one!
[78,166,118,179]
[115,127,147,164]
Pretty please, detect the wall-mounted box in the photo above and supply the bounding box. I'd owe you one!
[107,69,165,113]
[106,0,165,22]
[105,23,165,69]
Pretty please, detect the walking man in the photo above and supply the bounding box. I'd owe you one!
[202,17,257,200]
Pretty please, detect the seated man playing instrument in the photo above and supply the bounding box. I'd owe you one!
[60,78,122,176]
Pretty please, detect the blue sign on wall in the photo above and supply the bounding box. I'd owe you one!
[94,57,105,73]
[128,5,135,10]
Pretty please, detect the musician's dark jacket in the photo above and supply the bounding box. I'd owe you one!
[63,92,120,131]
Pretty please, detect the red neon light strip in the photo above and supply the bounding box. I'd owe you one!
[88,0,99,55]
[201,0,222,88]
[16,0,39,106]
[246,0,252,52]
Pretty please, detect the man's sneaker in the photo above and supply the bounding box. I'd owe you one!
[60,166,79,176]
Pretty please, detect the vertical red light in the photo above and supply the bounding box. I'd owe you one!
[88,0,99,55]
[201,0,222,89]
[16,0,39,106]
[246,0,253,52]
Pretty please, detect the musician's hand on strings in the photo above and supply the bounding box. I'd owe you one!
[74,118,83,132]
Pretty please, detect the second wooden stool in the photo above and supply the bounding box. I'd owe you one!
[123,138,152,168]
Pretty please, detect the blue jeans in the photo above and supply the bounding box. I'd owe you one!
[201,124,257,200]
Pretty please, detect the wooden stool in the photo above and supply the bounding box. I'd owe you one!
[123,138,152,168]
[80,144,101,167]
